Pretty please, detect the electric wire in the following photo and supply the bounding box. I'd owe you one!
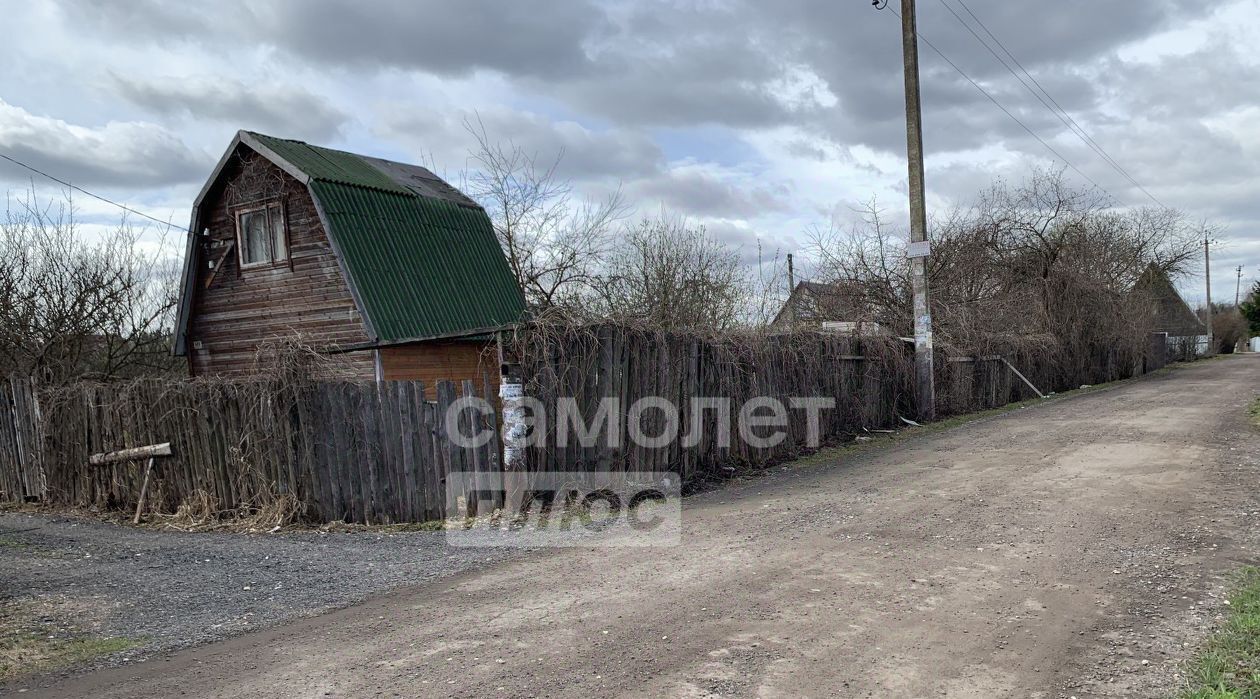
[941,0,1168,208]
[881,3,1114,200]
[0,151,180,229]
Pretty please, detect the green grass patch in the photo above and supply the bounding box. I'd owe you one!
[0,629,140,681]
[0,536,28,550]
[0,599,142,681]
[1247,397,1260,430]
[1178,567,1260,699]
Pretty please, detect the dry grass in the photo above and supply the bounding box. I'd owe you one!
[0,597,140,681]
[4,495,445,535]
[149,488,307,532]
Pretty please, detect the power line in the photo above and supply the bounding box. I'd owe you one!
[880,3,1115,200]
[0,151,180,229]
[941,0,1169,209]
[936,0,1131,185]
[949,0,1131,177]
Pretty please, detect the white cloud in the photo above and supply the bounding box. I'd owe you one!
[0,99,209,189]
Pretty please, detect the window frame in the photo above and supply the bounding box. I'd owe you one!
[234,199,289,270]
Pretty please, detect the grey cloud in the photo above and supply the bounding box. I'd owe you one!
[775,0,1211,153]
[1116,47,1260,118]
[378,108,664,182]
[24,0,1260,276]
[110,74,350,143]
[261,0,603,78]
[382,106,791,223]
[699,219,793,266]
[0,99,209,188]
[53,0,1214,146]
[57,0,604,80]
[629,167,792,219]
[58,0,219,40]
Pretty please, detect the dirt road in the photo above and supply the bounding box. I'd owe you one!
[22,357,1260,698]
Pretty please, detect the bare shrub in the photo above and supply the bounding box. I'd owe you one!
[807,169,1204,389]
[590,215,748,332]
[251,336,362,382]
[1211,306,1247,354]
[0,190,179,384]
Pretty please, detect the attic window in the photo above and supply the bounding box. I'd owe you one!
[236,201,288,268]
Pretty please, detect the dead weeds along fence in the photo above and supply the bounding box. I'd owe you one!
[505,322,1153,488]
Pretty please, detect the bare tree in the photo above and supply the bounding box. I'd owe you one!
[805,198,913,328]
[1208,304,1247,354]
[806,168,1206,387]
[0,190,179,383]
[463,117,628,309]
[744,241,790,327]
[592,215,747,332]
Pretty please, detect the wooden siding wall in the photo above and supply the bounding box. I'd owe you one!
[188,149,374,378]
[380,341,499,394]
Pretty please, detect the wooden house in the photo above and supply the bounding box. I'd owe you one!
[772,281,886,336]
[1133,264,1207,359]
[172,131,525,385]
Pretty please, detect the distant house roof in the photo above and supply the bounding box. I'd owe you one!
[772,281,873,328]
[1133,264,1205,337]
[174,131,525,355]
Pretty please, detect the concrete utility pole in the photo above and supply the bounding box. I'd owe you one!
[1236,265,1243,307]
[1204,237,1214,354]
[899,0,935,421]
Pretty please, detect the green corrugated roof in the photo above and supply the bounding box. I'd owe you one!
[251,133,410,194]
[247,132,525,343]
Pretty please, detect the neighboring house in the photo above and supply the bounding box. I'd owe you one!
[1133,264,1208,358]
[172,131,525,385]
[771,281,886,336]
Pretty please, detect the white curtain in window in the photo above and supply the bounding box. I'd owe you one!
[269,204,287,261]
[241,210,268,264]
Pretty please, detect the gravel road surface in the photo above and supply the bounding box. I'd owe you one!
[8,355,1260,698]
[0,514,517,677]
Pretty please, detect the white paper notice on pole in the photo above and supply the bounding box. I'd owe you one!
[907,240,931,259]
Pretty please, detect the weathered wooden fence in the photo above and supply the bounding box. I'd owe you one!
[507,324,1158,489]
[1146,333,1170,373]
[0,323,1174,522]
[0,376,45,502]
[29,377,501,524]
[509,326,916,486]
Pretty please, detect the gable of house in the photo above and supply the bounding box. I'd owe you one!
[174,131,526,363]
[184,148,374,376]
[772,281,875,328]
[1133,264,1205,337]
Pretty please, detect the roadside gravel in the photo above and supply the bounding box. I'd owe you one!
[0,512,517,681]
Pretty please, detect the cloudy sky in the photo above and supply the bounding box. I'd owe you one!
[1,0,1257,304]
